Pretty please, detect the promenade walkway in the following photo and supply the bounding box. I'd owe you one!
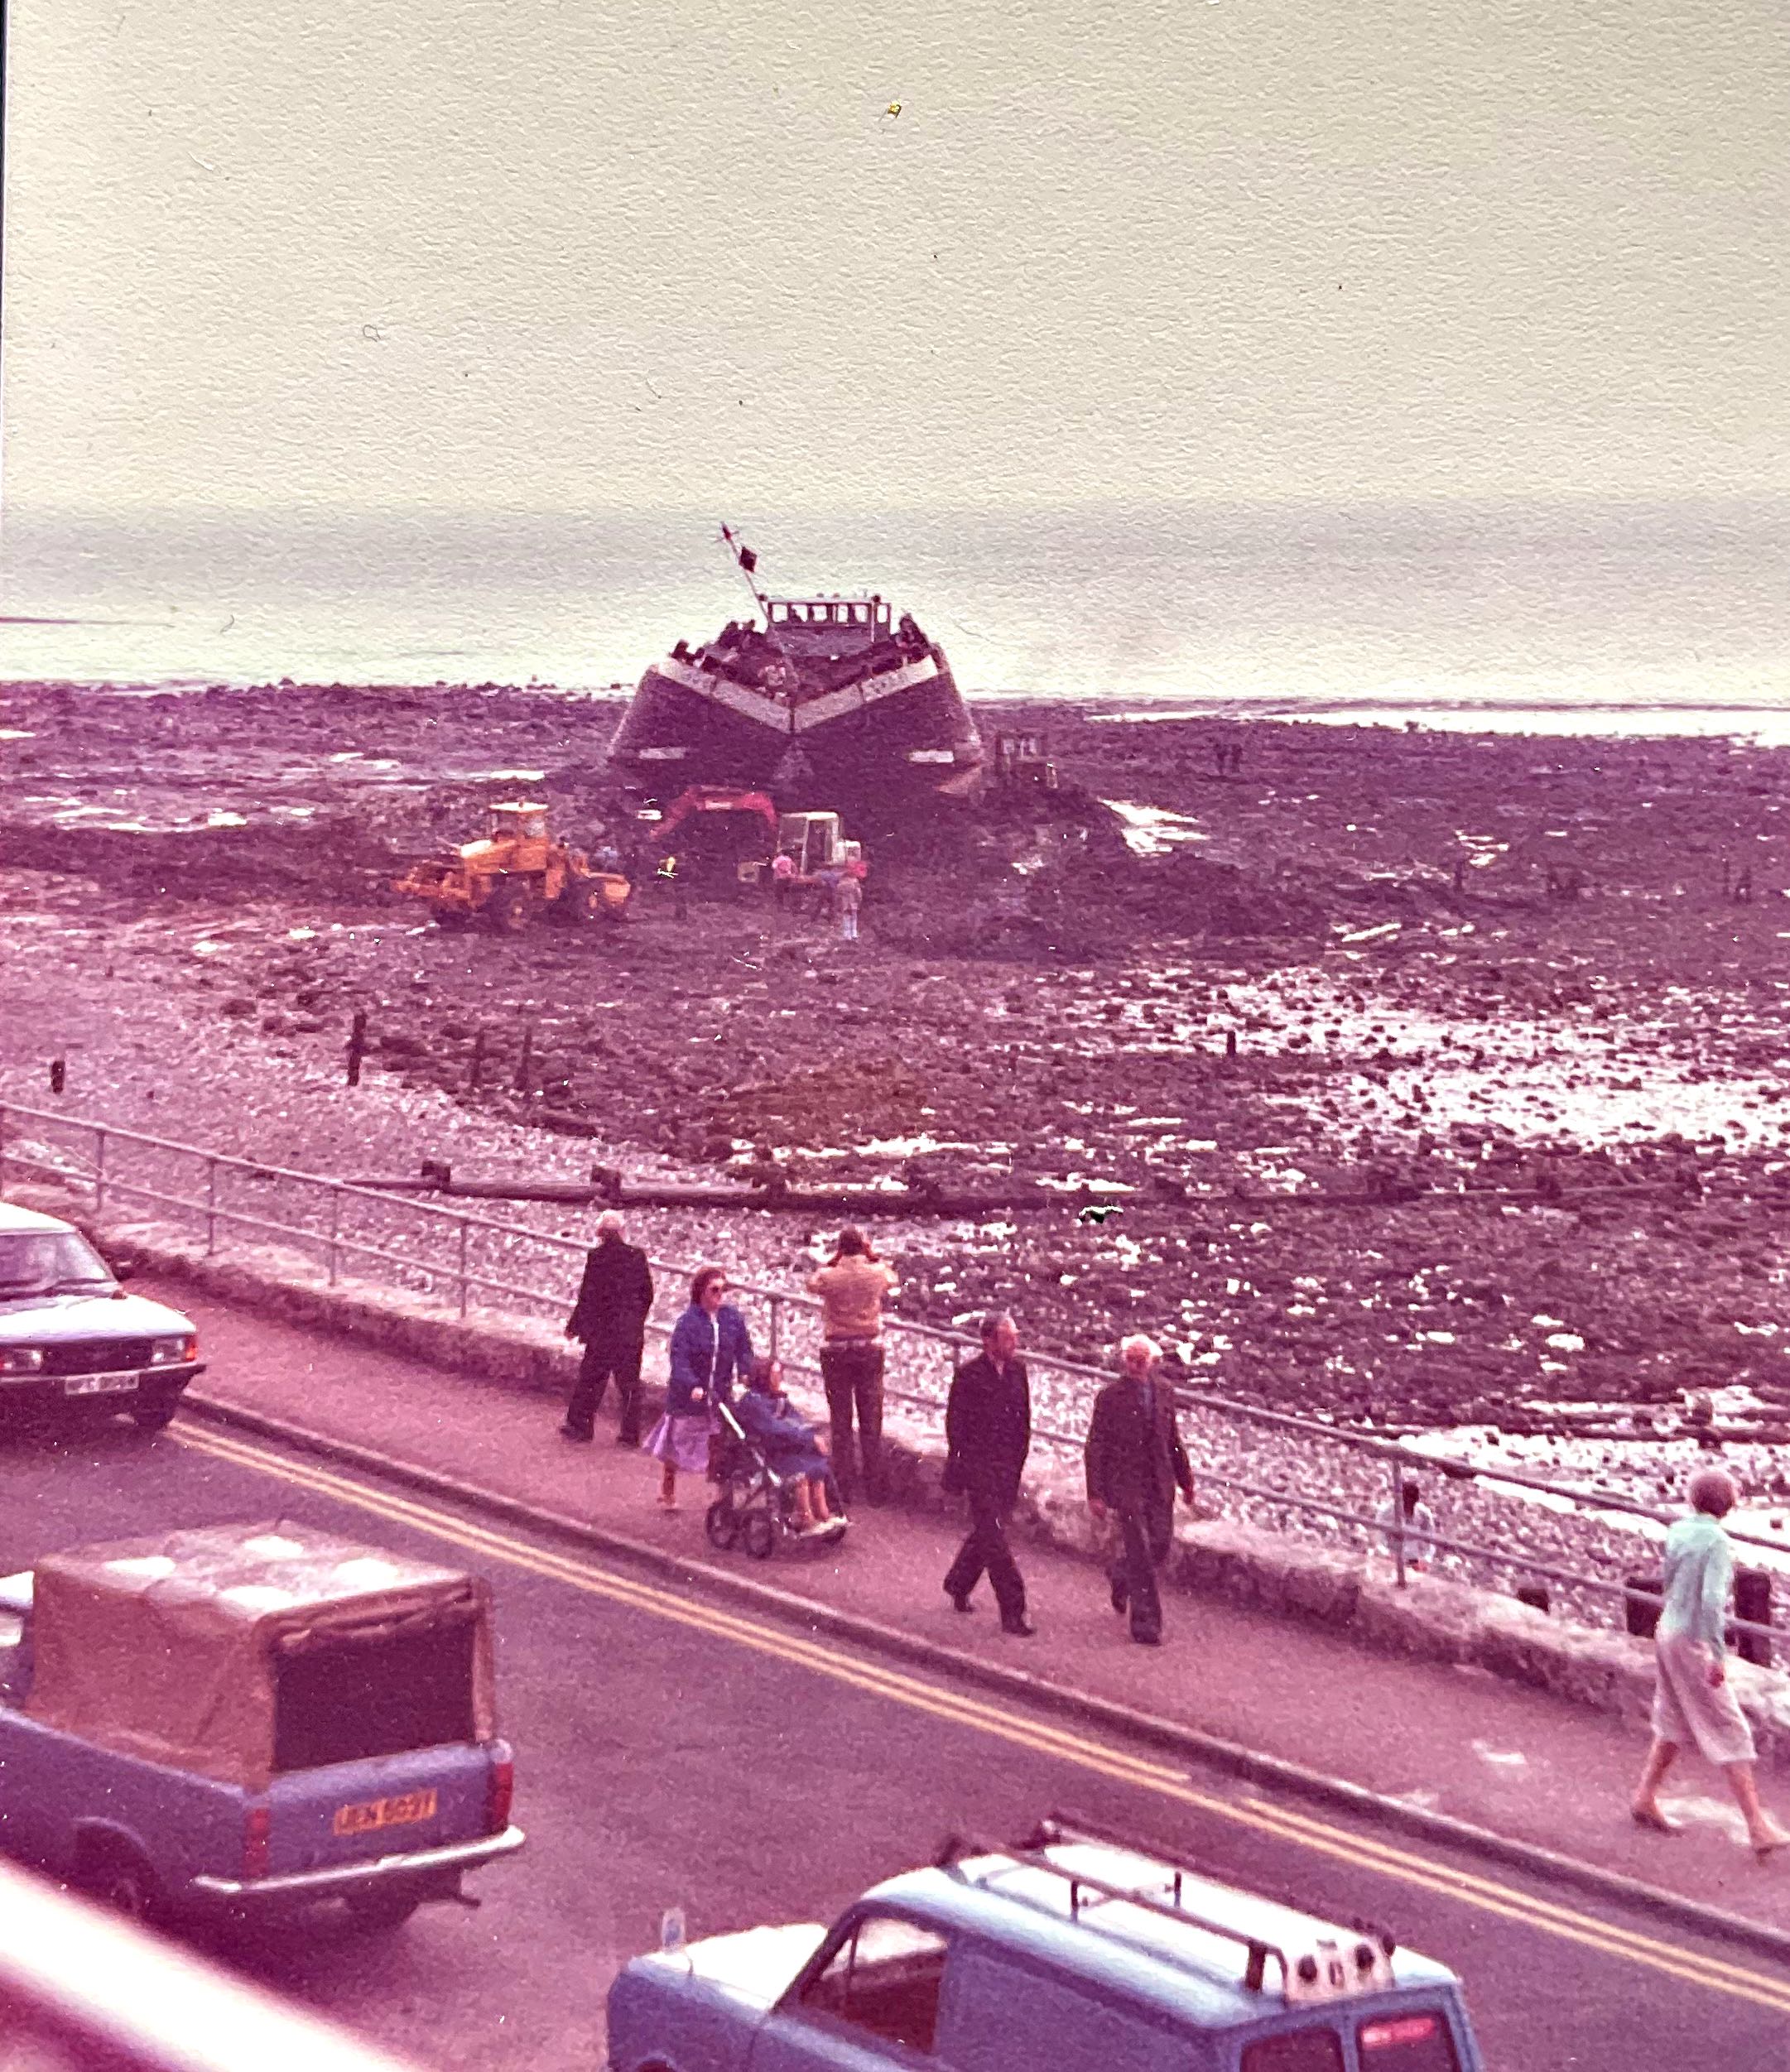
[149,1280,1790,1942]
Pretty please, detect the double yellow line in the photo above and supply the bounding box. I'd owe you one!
[174,1421,1790,2013]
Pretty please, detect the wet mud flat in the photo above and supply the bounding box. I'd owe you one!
[4,677,1790,1453]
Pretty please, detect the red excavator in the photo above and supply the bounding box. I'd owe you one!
[642,786,780,886]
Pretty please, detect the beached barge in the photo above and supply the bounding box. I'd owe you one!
[609,591,984,811]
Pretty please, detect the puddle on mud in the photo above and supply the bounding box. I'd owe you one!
[1100,798,1209,855]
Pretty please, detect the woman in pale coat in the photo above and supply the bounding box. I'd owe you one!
[1631,1465,1790,1858]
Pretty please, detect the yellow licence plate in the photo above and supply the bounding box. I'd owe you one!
[332,1788,438,1837]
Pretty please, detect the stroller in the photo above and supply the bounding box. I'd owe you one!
[704,1394,848,1560]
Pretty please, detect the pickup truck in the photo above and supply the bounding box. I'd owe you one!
[608,1817,1484,2072]
[0,1521,524,1932]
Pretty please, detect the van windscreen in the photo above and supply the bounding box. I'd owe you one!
[272,1616,476,1770]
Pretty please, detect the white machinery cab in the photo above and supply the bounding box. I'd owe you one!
[777,812,844,877]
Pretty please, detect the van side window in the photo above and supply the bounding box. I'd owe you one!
[1358,2012,1461,2070]
[801,1914,950,2054]
[1241,2029,1345,2072]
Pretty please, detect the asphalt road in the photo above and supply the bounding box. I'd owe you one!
[0,1414,1785,2072]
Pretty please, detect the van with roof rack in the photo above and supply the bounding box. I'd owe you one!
[607,1814,1483,2072]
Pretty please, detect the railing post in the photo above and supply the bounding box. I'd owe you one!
[326,1182,342,1286]
[94,1128,108,1217]
[769,1293,782,1361]
[205,1158,219,1256]
[1388,1456,1407,1588]
[457,1217,470,1319]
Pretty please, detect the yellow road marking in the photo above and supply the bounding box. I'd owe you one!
[172,1421,1790,2012]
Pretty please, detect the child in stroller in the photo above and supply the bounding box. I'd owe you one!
[706,1356,847,1556]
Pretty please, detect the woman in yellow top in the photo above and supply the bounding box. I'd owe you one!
[806,1228,897,1507]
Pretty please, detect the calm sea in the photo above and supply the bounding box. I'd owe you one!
[3,500,1789,741]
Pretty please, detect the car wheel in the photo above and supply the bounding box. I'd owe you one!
[742,1512,777,1560]
[84,1844,161,1925]
[705,1499,739,1551]
[131,1402,178,1432]
[344,1889,422,1932]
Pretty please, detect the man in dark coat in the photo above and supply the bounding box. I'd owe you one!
[1085,1334,1193,1647]
[941,1312,1035,1637]
[561,1210,655,1445]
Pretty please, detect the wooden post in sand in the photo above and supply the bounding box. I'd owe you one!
[344,1013,368,1087]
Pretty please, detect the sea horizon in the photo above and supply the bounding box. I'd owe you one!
[2,497,1788,741]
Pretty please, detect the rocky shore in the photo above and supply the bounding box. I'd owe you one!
[4,677,1790,1454]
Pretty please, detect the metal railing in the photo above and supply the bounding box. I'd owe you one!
[1,1098,1781,1655]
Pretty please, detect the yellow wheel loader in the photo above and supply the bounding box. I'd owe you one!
[394,802,632,933]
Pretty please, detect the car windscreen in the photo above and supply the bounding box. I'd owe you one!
[0,1231,114,1298]
[272,1613,477,1771]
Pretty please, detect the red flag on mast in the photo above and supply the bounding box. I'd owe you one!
[720,524,757,575]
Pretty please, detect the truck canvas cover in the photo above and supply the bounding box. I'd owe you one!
[26,1522,496,1788]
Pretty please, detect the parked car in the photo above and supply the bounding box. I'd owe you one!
[0,1520,524,1933]
[0,1202,203,1432]
[607,1815,1484,2072]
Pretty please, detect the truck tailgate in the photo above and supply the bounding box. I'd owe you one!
[265,1744,493,1874]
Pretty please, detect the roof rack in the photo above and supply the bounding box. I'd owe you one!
[934,1812,1397,2002]
[1036,1812,1399,1961]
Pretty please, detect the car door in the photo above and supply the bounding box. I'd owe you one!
[748,1911,955,2072]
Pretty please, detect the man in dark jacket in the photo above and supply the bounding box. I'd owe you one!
[1085,1334,1193,1647]
[561,1210,655,1445]
[941,1312,1035,1637]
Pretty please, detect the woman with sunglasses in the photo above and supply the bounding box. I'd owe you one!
[645,1263,754,1510]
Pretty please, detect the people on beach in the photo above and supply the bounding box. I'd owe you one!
[806,1227,897,1507]
[561,1209,656,1447]
[656,850,687,921]
[941,1312,1035,1637]
[644,1264,753,1511]
[735,1355,844,1537]
[834,868,863,942]
[1085,1334,1194,1647]
[1631,1465,1790,1859]
[1374,1477,1439,1574]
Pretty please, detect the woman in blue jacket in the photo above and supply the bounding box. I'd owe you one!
[644,1264,753,1510]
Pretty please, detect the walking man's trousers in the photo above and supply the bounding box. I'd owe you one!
[943,1493,1027,1622]
[567,1330,645,1443]
[1109,1502,1173,1642]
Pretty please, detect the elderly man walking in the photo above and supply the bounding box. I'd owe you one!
[1632,1465,1790,1858]
[1085,1334,1193,1647]
[941,1313,1035,1637]
[561,1209,656,1447]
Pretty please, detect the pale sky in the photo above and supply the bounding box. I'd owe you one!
[3,0,1786,512]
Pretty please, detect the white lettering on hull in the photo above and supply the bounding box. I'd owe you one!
[791,656,941,733]
[648,654,946,739]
